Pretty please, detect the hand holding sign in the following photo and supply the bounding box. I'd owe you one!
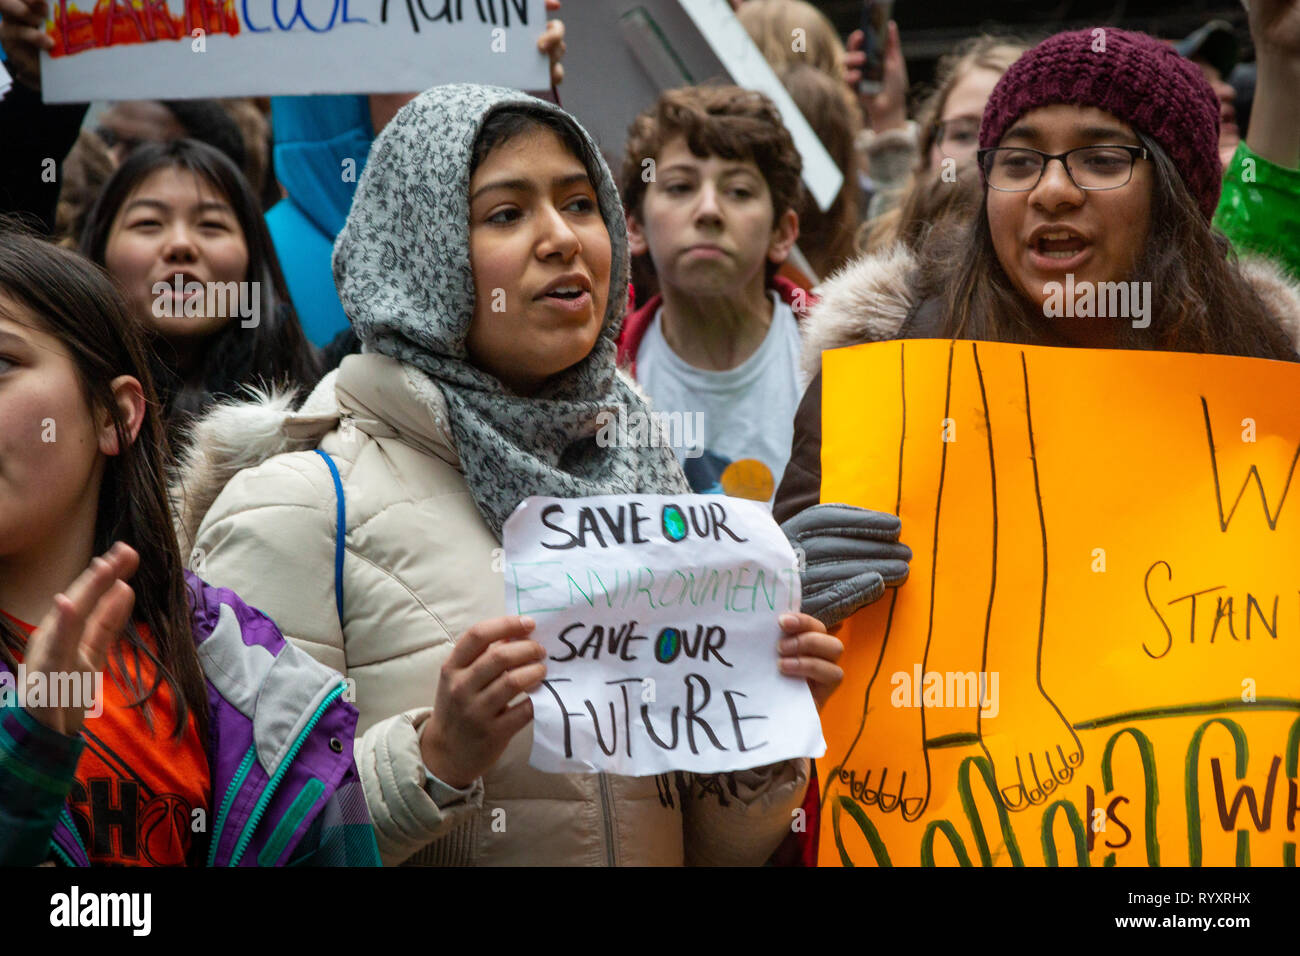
[778,612,843,711]
[506,494,827,776]
[539,0,564,86]
[358,2,565,134]
[418,615,547,790]
[0,0,51,90]
[781,502,913,629]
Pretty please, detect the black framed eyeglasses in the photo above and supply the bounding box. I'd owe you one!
[977,145,1151,192]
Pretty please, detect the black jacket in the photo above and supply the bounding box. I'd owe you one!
[0,81,89,234]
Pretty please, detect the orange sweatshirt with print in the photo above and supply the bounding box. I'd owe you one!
[4,614,210,866]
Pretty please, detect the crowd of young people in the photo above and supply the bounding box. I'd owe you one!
[0,0,1297,867]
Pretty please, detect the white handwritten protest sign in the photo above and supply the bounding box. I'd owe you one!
[41,0,549,102]
[504,494,826,776]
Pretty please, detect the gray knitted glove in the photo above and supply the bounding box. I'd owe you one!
[781,503,911,629]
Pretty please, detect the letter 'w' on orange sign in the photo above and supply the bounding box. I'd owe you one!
[817,339,1300,867]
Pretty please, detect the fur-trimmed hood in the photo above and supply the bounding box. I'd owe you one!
[170,357,659,557]
[799,244,1300,383]
[799,244,922,383]
[171,369,341,557]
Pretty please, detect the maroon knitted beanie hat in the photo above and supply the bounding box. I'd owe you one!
[979,28,1222,218]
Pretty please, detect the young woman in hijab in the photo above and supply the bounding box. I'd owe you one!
[173,85,847,866]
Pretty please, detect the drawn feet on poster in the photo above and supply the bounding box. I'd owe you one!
[977,684,1082,811]
[848,678,932,820]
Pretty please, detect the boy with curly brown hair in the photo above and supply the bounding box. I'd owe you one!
[617,85,806,505]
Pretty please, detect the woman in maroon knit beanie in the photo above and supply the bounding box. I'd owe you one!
[776,24,1300,537]
[906,26,1298,359]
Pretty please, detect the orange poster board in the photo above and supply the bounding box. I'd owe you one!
[818,339,1300,867]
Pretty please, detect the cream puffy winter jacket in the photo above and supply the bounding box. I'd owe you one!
[173,352,809,866]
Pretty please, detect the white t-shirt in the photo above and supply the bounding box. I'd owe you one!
[635,292,802,506]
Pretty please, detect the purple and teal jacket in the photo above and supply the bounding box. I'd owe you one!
[0,572,380,866]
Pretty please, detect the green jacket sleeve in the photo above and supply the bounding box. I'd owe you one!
[0,705,82,866]
[1214,141,1300,278]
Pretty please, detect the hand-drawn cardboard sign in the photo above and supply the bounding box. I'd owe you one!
[504,493,825,776]
[40,0,549,102]
[818,339,1300,867]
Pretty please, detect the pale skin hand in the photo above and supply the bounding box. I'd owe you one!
[0,0,51,91]
[418,610,838,785]
[1245,0,1300,169]
[778,612,843,710]
[419,616,547,790]
[538,0,566,87]
[22,543,139,737]
[844,19,909,134]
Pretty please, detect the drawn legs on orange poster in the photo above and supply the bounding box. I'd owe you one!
[823,341,935,822]
[973,345,1083,810]
[830,342,1083,825]
[820,339,1300,866]
[825,342,1002,821]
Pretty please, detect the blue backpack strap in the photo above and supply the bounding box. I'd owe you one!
[313,449,346,629]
